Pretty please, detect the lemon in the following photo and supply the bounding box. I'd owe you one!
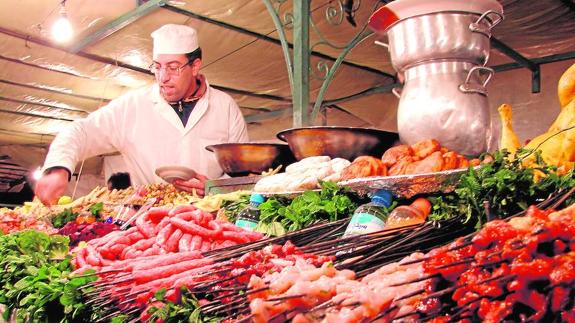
[58,195,73,205]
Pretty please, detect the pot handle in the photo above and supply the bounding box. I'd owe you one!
[469,10,504,37]
[391,87,402,99]
[374,40,389,48]
[459,66,494,96]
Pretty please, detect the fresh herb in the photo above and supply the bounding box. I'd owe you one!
[221,195,250,222]
[0,231,97,322]
[147,287,220,323]
[257,181,359,233]
[88,202,104,217]
[429,149,575,228]
[51,208,78,229]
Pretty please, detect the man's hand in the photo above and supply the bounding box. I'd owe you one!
[173,173,209,197]
[34,168,69,205]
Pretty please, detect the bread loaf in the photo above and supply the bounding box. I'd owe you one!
[285,156,331,173]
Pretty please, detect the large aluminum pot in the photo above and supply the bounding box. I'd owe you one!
[384,10,502,71]
[395,61,494,157]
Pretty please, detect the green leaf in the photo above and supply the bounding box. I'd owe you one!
[48,236,70,260]
[51,208,78,229]
[89,202,104,216]
[268,222,286,236]
[59,291,75,306]
[19,294,36,306]
[13,277,33,290]
[34,282,54,294]
[155,288,167,301]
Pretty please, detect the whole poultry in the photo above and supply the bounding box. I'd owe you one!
[498,63,575,175]
[558,63,575,108]
[497,103,521,156]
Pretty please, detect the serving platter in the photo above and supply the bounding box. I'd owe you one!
[338,166,479,198]
[155,166,197,184]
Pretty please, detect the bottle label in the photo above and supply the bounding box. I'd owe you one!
[344,212,386,236]
[235,219,258,231]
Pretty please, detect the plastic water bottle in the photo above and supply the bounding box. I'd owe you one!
[343,190,393,237]
[385,197,432,230]
[235,193,265,231]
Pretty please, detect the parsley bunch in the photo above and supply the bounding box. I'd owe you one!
[258,181,359,233]
[0,231,97,322]
[146,288,220,323]
[429,150,575,228]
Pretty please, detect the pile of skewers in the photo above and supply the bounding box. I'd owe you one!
[238,191,575,322]
[195,217,472,321]
[81,242,333,322]
[79,204,468,322]
[79,189,575,322]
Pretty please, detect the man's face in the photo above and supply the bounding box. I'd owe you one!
[153,54,200,102]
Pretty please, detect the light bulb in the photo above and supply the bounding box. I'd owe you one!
[51,14,73,43]
[32,167,43,180]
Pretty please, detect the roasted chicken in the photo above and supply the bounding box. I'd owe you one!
[341,139,477,180]
[498,63,575,175]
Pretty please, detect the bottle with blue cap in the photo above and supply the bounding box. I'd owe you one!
[343,189,393,237]
[235,193,265,231]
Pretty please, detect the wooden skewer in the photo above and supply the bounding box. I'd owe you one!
[207,300,249,317]
[390,308,419,321]
[393,288,427,302]
[267,293,306,302]
[549,186,575,209]
[433,257,474,270]
[366,304,398,323]
[233,313,254,323]
[305,300,335,314]
[202,295,248,314]
[389,273,440,287]
[268,308,298,322]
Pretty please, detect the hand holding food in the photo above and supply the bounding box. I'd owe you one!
[34,168,69,206]
[173,172,209,197]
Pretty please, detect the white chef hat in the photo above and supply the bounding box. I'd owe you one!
[151,24,199,59]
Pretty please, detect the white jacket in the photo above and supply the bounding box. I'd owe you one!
[43,81,249,186]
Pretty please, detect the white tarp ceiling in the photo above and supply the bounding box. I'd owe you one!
[0,0,574,191]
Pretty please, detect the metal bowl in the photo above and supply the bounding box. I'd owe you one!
[205,143,296,177]
[277,126,399,161]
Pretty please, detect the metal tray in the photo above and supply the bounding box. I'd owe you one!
[338,167,479,198]
[255,189,321,198]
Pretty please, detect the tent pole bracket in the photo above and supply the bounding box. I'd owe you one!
[68,0,167,54]
[491,37,540,93]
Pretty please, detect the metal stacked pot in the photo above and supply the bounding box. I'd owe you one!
[370,1,504,156]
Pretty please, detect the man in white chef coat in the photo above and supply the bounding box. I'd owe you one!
[35,24,249,205]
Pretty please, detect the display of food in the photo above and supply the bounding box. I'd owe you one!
[499,63,575,176]
[135,183,201,206]
[340,138,481,181]
[72,204,263,270]
[239,203,575,322]
[0,61,571,323]
[57,221,119,246]
[0,208,56,235]
[253,156,351,193]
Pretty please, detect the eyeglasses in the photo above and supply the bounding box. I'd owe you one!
[149,60,192,76]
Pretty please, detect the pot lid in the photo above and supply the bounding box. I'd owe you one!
[369,0,503,34]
